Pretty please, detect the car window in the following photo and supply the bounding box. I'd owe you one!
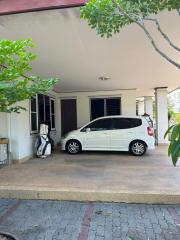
[112,118,142,129]
[85,118,113,131]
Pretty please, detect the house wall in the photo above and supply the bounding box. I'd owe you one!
[0,112,8,138]
[59,89,136,132]
[1,92,60,162]
[1,89,136,162]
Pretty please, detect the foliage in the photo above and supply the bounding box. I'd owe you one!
[81,0,180,69]
[0,39,58,113]
[168,104,175,121]
[164,123,180,166]
[174,113,180,124]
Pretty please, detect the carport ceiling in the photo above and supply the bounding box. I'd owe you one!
[0,7,179,96]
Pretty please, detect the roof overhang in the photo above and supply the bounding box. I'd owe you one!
[0,0,86,15]
[0,6,179,97]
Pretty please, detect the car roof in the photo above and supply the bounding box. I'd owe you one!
[93,115,145,120]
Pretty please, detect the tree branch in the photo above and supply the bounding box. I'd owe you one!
[112,0,180,69]
[0,64,33,80]
[145,18,180,51]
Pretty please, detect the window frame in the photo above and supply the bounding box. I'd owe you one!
[81,118,113,132]
[111,117,142,130]
[30,94,39,134]
[90,97,121,120]
[50,97,56,131]
[30,94,56,134]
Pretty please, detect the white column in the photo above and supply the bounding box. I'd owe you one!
[155,87,168,145]
[144,96,153,119]
[137,100,144,116]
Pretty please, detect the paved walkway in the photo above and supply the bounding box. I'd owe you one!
[0,146,179,203]
[0,199,179,240]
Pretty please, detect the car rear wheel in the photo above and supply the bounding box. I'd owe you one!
[130,141,147,156]
[66,140,81,154]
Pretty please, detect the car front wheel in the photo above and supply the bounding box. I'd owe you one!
[66,140,81,154]
[130,141,147,156]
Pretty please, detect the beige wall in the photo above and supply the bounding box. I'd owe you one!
[1,89,136,161]
[59,89,136,130]
[0,112,8,138]
[1,92,59,161]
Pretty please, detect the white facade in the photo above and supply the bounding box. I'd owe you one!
[144,97,153,119]
[155,88,169,145]
[59,89,136,129]
[0,89,136,162]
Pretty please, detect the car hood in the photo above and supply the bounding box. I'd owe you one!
[65,129,80,137]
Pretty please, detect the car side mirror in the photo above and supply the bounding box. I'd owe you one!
[86,128,91,133]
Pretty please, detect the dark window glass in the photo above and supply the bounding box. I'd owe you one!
[51,99,55,114]
[91,99,104,120]
[131,118,142,128]
[38,94,45,123]
[112,118,142,129]
[86,118,112,131]
[106,98,120,116]
[31,113,37,131]
[31,96,37,112]
[45,96,50,122]
[51,115,55,129]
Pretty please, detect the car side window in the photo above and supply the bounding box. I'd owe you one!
[112,118,142,129]
[85,118,113,131]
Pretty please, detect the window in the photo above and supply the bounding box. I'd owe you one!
[30,94,55,133]
[50,98,55,130]
[84,118,113,131]
[112,118,142,129]
[91,98,121,120]
[106,98,120,116]
[30,95,38,133]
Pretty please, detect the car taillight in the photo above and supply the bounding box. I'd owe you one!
[147,127,154,136]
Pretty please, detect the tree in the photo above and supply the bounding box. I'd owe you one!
[0,39,58,113]
[80,0,180,69]
[165,124,180,166]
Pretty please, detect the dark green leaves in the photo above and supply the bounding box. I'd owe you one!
[80,0,180,37]
[164,123,180,166]
[0,39,59,113]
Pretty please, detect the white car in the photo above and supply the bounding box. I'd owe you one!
[61,116,155,156]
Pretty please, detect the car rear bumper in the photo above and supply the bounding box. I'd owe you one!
[147,141,155,150]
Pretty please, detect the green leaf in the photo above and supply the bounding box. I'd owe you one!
[0,39,59,113]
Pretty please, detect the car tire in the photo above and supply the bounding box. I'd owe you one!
[66,140,81,154]
[129,140,147,156]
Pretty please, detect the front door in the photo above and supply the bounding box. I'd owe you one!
[61,99,77,135]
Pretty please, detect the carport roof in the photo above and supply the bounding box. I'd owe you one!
[0,0,86,15]
[0,4,179,97]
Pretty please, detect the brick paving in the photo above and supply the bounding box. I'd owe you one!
[0,199,179,240]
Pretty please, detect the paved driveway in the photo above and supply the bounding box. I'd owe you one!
[0,146,179,203]
[0,199,180,240]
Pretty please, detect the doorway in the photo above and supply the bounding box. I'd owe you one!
[61,99,77,135]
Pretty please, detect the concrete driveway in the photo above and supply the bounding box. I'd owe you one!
[0,146,179,203]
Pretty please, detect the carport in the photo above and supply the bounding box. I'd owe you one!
[0,146,180,203]
[0,1,179,162]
